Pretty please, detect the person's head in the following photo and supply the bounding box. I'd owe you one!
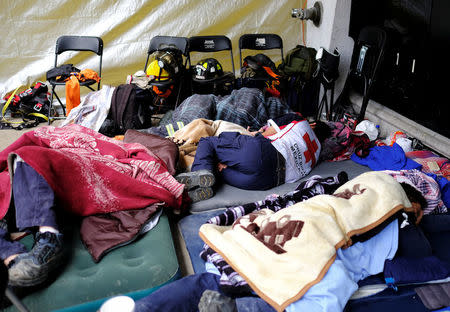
[312,120,332,144]
[400,182,427,209]
[400,182,427,224]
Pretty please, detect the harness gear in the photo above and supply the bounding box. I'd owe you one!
[1,83,49,130]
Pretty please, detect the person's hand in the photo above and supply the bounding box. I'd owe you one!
[405,202,423,225]
[413,202,424,225]
[217,163,227,172]
[247,126,261,136]
[262,126,277,136]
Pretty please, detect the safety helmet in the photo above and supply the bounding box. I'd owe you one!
[147,49,183,98]
[146,60,170,81]
[148,49,183,78]
[193,58,224,82]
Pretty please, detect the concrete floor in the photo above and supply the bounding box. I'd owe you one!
[0,120,64,150]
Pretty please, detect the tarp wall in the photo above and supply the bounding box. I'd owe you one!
[0,0,306,97]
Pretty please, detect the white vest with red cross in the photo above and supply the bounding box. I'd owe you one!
[268,120,321,183]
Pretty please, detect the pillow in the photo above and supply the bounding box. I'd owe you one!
[406,150,450,180]
[421,214,450,263]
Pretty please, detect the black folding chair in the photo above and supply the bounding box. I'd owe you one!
[238,33,284,70]
[189,35,235,72]
[237,34,284,91]
[333,26,387,123]
[144,36,190,112]
[47,36,103,123]
[354,26,387,122]
[188,35,235,95]
[144,35,190,71]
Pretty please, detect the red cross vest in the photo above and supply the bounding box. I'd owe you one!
[268,120,321,183]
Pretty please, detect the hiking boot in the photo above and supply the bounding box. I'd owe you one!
[188,187,214,203]
[8,231,64,287]
[175,169,215,190]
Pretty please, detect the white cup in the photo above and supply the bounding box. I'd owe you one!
[99,296,135,312]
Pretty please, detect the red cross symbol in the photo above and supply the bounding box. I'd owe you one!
[303,132,318,166]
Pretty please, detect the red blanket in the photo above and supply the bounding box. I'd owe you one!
[0,124,185,219]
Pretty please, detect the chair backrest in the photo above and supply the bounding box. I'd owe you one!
[353,26,387,80]
[55,36,103,55]
[188,35,235,73]
[54,35,103,88]
[238,33,284,70]
[145,36,190,71]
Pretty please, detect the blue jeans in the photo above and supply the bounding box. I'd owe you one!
[192,132,281,190]
[0,161,57,260]
[134,272,275,312]
[135,273,222,312]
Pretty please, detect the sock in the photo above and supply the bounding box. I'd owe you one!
[39,226,59,234]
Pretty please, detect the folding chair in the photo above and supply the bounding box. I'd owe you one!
[333,26,387,123]
[353,26,387,122]
[144,35,190,71]
[47,36,103,123]
[188,35,235,95]
[237,34,284,91]
[238,33,284,70]
[144,36,190,113]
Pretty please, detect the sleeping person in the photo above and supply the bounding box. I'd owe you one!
[0,124,185,288]
[100,172,436,312]
[175,113,330,202]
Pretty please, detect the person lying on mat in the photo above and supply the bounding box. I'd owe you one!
[0,157,64,287]
[0,125,184,288]
[175,113,330,202]
[100,177,431,312]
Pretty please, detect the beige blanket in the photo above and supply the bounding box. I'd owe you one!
[199,171,412,311]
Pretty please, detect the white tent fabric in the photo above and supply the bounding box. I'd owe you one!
[0,0,306,97]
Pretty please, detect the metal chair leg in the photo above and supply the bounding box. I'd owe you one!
[5,287,30,312]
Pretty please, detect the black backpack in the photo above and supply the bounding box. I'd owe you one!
[278,45,320,116]
[99,84,153,136]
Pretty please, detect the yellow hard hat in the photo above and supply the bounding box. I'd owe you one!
[146,60,170,80]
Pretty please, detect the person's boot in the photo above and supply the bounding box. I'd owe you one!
[175,169,215,190]
[8,231,64,287]
[188,187,214,202]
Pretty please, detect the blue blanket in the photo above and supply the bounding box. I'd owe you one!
[351,143,422,171]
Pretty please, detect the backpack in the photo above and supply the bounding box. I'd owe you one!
[278,45,318,83]
[237,54,286,97]
[278,45,320,116]
[99,84,153,136]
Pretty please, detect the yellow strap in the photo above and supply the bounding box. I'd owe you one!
[2,86,21,119]
[29,112,49,121]
[166,123,175,137]
[176,121,184,130]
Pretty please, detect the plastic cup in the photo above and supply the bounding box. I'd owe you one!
[99,296,135,312]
